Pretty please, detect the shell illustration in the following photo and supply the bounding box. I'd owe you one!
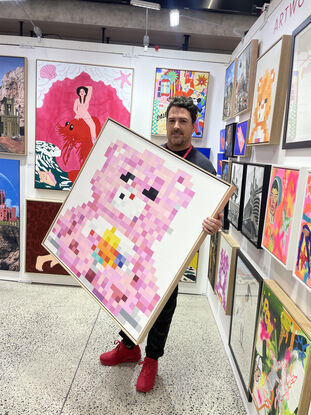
[40,64,57,80]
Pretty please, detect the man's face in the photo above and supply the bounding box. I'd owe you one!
[270,188,279,217]
[166,106,195,151]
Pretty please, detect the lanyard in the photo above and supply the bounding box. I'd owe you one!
[165,144,193,159]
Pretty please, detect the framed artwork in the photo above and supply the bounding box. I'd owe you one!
[233,120,251,157]
[0,158,20,271]
[180,250,199,283]
[221,160,232,231]
[35,60,133,190]
[241,163,271,249]
[196,147,210,159]
[151,68,209,138]
[228,161,246,230]
[43,119,234,344]
[294,172,311,290]
[229,250,263,401]
[25,200,69,275]
[217,152,226,176]
[248,35,292,146]
[220,128,226,152]
[233,39,259,116]
[222,61,236,120]
[282,16,311,149]
[224,122,236,158]
[214,231,239,315]
[0,56,27,155]
[207,231,219,289]
[249,280,311,415]
[262,166,306,270]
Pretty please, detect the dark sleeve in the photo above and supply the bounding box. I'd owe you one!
[187,147,216,175]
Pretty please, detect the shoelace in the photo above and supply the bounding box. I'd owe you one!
[138,359,156,375]
[113,339,121,349]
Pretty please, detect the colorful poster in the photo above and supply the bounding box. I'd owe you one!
[295,173,311,289]
[220,128,226,152]
[25,200,69,275]
[217,152,226,176]
[262,167,299,265]
[223,61,235,119]
[234,120,248,156]
[250,281,311,415]
[0,56,26,155]
[35,60,133,190]
[0,158,20,270]
[151,68,209,138]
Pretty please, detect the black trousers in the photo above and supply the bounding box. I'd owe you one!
[119,285,178,360]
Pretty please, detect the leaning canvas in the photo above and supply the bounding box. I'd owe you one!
[0,56,27,155]
[0,158,20,271]
[249,280,311,415]
[43,119,233,344]
[151,68,209,138]
[35,60,133,190]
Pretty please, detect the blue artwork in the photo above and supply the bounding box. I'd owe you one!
[234,120,248,156]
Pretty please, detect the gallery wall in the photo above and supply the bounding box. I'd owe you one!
[0,35,229,288]
[205,0,311,414]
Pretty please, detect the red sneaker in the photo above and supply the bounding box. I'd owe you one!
[136,357,158,392]
[100,340,141,366]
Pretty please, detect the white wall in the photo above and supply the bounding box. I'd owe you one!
[0,35,229,289]
[206,0,311,414]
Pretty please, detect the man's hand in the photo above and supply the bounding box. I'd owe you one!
[202,212,223,235]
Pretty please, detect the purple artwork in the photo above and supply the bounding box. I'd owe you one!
[234,120,249,156]
[215,248,229,310]
[45,139,195,339]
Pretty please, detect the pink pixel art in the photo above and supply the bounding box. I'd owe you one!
[46,140,195,335]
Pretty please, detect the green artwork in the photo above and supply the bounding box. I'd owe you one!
[250,281,311,415]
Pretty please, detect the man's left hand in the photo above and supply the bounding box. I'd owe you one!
[202,213,223,235]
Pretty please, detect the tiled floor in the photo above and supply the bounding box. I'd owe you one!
[0,280,246,415]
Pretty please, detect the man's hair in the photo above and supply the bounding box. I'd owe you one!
[166,96,198,124]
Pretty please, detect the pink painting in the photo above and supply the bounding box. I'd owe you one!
[262,167,299,265]
[35,60,133,190]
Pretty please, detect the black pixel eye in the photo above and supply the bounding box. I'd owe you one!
[142,187,159,201]
[120,172,135,183]
[264,98,268,103]
[69,124,74,130]
[65,121,69,126]
[119,193,125,200]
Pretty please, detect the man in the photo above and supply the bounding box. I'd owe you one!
[100,96,222,392]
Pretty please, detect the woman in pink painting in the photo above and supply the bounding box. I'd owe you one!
[74,86,97,143]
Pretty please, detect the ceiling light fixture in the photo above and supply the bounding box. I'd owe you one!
[170,9,179,27]
[130,0,161,10]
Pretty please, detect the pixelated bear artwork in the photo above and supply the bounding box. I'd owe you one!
[45,139,195,341]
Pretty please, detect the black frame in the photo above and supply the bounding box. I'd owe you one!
[228,161,246,230]
[221,160,232,230]
[207,231,219,289]
[228,250,263,402]
[241,163,271,249]
[282,15,311,149]
[224,123,237,158]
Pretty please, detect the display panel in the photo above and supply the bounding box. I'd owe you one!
[35,60,133,190]
[43,119,233,344]
[151,68,209,138]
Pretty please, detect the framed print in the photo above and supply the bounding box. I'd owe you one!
[180,250,199,283]
[35,60,133,190]
[249,280,311,415]
[228,161,246,230]
[217,152,226,176]
[151,68,209,138]
[233,39,259,116]
[0,56,27,155]
[229,250,263,401]
[25,199,69,275]
[220,128,226,152]
[282,16,311,149]
[262,166,307,270]
[294,171,311,290]
[233,120,251,157]
[207,231,219,289]
[224,122,236,158]
[43,119,234,344]
[221,160,232,231]
[0,158,20,271]
[214,231,239,315]
[248,35,291,146]
[222,61,236,120]
[241,163,271,249]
